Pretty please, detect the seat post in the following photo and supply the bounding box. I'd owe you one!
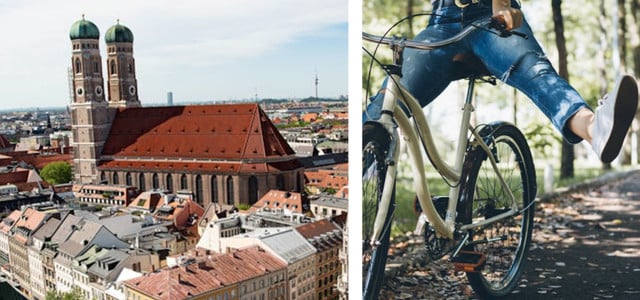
[465,75,477,105]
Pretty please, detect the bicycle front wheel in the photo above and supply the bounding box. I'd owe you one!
[460,123,536,298]
[362,122,395,300]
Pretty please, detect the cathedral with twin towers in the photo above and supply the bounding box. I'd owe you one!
[68,16,304,207]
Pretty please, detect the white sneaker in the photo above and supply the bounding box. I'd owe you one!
[591,75,639,163]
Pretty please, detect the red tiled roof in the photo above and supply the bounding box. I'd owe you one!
[295,219,340,239]
[250,190,306,213]
[102,104,294,160]
[0,170,29,185]
[0,210,22,234]
[125,247,286,300]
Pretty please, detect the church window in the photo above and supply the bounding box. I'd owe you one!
[211,176,218,203]
[126,172,132,186]
[100,172,107,183]
[113,173,119,184]
[152,173,159,189]
[181,174,188,190]
[195,175,203,205]
[166,174,173,192]
[110,60,116,75]
[139,173,146,191]
[276,174,285,190]
[128,63,133,74]
[94,62,99,73]
[75,58,81,74]
[226,176,234,205]
[249,176,258,205]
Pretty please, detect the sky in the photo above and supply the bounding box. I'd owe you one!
[0,0,348,109]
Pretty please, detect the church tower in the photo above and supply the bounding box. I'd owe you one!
[69,16,110,184]
[105,21,140,108]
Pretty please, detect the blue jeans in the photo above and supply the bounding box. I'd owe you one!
[364,1,588,143]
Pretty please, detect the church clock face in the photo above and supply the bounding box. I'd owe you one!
[128,85,136,96]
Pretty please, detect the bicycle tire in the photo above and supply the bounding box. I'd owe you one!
[459,123,536,298]
[362,122,395,300]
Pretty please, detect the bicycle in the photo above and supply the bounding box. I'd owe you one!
[362,17,537,299]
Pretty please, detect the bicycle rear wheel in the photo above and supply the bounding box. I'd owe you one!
[362,123,395,300]
[460,123,536,298]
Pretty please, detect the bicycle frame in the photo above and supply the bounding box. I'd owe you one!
[369,72,520,244]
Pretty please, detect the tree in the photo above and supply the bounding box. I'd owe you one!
[552,0,575,179]
[40,161,72,184]
[45,288,84,300]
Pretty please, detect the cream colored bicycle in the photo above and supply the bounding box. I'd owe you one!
[362,18,537,299]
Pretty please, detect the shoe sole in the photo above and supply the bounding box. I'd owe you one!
[601,75,639,163]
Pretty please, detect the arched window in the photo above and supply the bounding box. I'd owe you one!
[226,176,234,205]
[152,173,159,189]
[195,175,203,205]
[75,58,81,74]
[248,176,258,205]
[93,61,99,73]
[113,173,119,185]
[128,63,133,74]
[110,60,116,75]
[139,173,146,192]
[181,174,188,190]
[166,174,173,192]
[125,172,132,186]
[100,172,107,183]
[211,176,218,203]
[276,174,285,190]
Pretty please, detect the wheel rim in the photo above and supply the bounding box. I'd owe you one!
[469,134,534,292]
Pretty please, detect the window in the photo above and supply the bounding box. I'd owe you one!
[126,172,132,185]
[113,173,119,184]
[75,58,81,74]
[211,176,218,203]
[248,176,258,205]
[226,176,234,205]
[110,60,116,75]
[139,173,146,191]
[181,174,188,190]
[195,175,203,205]
[166,174,173,192]
[100,172,107,183]
[276,174,285,190]
[152,173,159,189]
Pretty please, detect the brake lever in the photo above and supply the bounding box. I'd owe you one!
[488,19,529,39]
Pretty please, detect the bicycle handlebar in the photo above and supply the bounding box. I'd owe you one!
[362,18,527,50]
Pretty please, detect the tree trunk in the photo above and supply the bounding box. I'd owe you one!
[599,0,613,170]
[629,0,640,165]
[552,0,574,178]
[407,0,414,36]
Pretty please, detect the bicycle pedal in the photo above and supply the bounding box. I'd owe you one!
[452,251,486,273]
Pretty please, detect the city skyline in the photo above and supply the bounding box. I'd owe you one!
[0,0,347,110]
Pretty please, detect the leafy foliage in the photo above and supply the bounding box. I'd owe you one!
[45,287,84,300]
[40,161,72,184]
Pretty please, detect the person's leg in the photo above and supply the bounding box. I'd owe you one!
[468,20,588,143]
[469,18,639,162]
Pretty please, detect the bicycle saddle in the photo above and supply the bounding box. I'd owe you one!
[452,53,493,80]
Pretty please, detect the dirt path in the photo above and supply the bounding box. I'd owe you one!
[379,169,640,299]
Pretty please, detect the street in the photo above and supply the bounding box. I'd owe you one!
[380,169,640,299]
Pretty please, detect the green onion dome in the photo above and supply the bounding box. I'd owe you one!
[105,22,134,43]
[69,16,100,40]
